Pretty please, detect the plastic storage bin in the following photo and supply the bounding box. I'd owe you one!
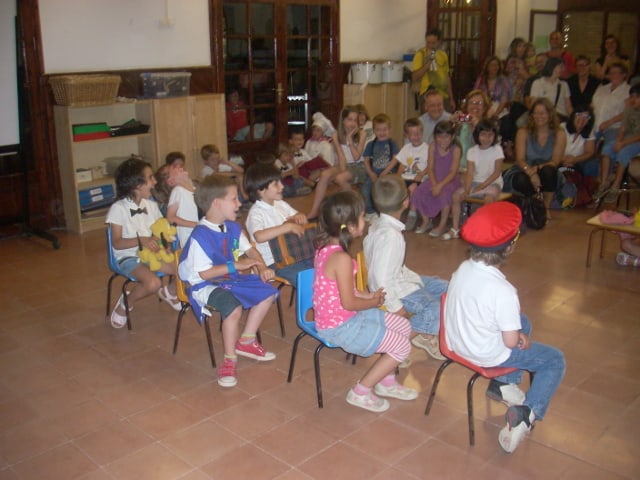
[140,72,191,98]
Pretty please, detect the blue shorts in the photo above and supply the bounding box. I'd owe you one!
[116,256,142,278]
[317,308,386,357]
[206,288,242,320]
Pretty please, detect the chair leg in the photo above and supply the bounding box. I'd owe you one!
[173,305,187,355]
[121,280,133,330]
[203,317,216,368]
[106,273,118,316]
[314,343,326,408]
[275,292,285,338]
[288,287,296,307]
[467,372,482,446]
[425,359,453,415]
[287,331,307,382]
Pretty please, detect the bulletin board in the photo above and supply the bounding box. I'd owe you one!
[39,0,211,74]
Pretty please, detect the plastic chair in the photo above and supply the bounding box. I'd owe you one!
[424,293,522,446]
[172,249,217,368]
[105,224,167,330]
[267,222,318,336]
[287,268,354,408]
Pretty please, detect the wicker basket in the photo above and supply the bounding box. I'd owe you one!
[49,74,121,106]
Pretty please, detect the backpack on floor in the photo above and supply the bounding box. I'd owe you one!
[508,192,547,230]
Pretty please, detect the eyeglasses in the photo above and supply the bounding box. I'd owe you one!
[576,112,591,119]
[468,100,485,106]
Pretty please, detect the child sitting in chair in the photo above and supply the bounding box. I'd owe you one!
[178,174,278,388]
[106,156,181,328]
[446,201,565,453]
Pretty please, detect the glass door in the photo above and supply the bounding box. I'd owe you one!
[222,0,339,152]
[428,0,496,106]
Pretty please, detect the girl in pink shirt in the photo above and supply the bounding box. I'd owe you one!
[313,191,417,412]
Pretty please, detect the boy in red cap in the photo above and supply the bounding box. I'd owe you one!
[445,201,565,453]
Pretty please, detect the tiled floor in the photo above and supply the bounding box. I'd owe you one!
[1,196,639,480]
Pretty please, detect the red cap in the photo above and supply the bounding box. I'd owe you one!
[461,202,522,251]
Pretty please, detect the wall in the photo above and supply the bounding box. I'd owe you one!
[39,0,210,73]
[495,0,558,58]
[0,0,18,146]
[340,0,426,62]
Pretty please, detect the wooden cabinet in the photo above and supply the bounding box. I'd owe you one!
[53,100,156,234]
[343,83,419,147]
[54,94,228,233]
[152,94,228,181]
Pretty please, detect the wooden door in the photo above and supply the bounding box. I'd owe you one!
[220,0,340,160]
[427,0,496,107]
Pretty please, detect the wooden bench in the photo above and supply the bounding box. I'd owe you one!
[463,192,512,204]
[585,214,640,267]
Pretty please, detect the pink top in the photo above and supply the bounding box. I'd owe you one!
[313,244,357,330]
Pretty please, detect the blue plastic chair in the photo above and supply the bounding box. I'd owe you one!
[287,268,355,408]
[105,224,166,330]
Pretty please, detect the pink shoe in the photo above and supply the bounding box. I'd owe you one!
[235,339,276,361]
[217,358,238,387]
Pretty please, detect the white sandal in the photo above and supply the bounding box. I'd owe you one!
[110,293,131,328]
[158,285,181,312]
[441,228,460,241]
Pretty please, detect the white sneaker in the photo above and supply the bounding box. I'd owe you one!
[346,388,389,413]
[411,335,446,361]
[374,382,418,401]
[498,405,535,453]
[486,379,526,406]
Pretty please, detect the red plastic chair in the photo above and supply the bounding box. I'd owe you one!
[425,293,521,446]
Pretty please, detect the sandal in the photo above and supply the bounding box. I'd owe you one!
[158,285,181,312]
[110,293,131,328]
[441,228,460,241]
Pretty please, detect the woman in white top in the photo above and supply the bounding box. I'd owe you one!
[528,57,572,120]
[561,105,596,173]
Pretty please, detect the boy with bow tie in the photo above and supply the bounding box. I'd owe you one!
[106,156,181,328]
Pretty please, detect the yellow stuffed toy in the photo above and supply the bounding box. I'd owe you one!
[137,218,177,271]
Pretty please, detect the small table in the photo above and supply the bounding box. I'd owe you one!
[585,214,640,267]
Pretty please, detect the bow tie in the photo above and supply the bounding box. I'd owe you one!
[130,207,147,216]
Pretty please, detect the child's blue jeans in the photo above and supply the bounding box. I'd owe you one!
[496,315,566,420]
[400,275,448,335]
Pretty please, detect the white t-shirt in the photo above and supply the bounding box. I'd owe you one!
[200,162,232,179]
[592,82,630,132]
[530,78,571,117]
[245,199,298,266]
[105,197,162,261]
[395,142,429,179]
[445,259,522,367]
[467,144,504,188]
[168,185,198,247]
[562,123,594,157]
[178,219,252,311]
[305,138,336,166]
[340,143,364,164]
[292,148,312,165]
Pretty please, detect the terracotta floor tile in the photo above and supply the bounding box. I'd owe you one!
[129,398,206,439]
[50,398,120,439]
[162,420,246,467]
[73,419,154,465]
[10,443,97,480]
[178,381,251,416]
[0,417,67,465]
[200,443,289,480]
[253,417,337,466]
[95,379,173,417]
[297,442,386,480]
[105,443,192,480]
[213,396,294,441]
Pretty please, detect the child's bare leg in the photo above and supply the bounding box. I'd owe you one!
[117,265,162,313]
[359,353,400,389]
[451,190,463,230]
[159,261,178,296]
[242,295,275,335]
[334,170,353,191]
[622,237,640,257]
[435,205,451,232]
[221,306,243,357]
[308,167,337,218]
